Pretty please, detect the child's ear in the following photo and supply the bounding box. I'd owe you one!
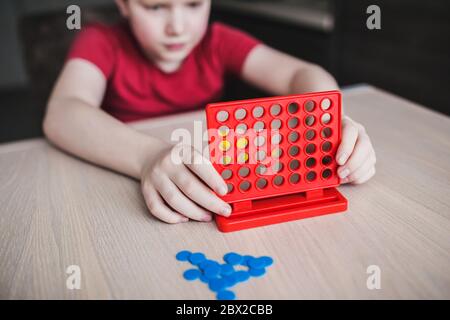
[115,0,130,18]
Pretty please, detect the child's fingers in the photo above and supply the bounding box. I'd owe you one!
[337,132,372,179]
[154,175,213,222]
[170,169,232,217]
[184,149,228,196]
[342,151,376,183]
[142,183,189,224]
[336,121,359,165]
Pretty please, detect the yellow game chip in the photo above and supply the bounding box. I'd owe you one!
[221,155,232,165]
[237,152,249,163]
[271,147,282,158]
[236,137,248,149]
[219,140,231,151]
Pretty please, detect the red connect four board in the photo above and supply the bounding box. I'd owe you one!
[206,90,347,232]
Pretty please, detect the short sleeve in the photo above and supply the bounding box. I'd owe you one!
[66,23,116,78]
[213,23,262,76]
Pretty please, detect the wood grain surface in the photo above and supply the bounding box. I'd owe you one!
[0,85,449,299]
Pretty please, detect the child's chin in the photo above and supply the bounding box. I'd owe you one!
[163,51,189,62]
[156,57,187,72]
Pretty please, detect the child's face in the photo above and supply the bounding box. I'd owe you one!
[116,0,211,72]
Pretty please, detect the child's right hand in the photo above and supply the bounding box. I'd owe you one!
[140,143,232,224]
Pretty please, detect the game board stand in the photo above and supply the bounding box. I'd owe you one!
[216,187,347,232]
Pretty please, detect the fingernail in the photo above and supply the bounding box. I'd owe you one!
[203,215,212,222]
[181,218,189,223]
[218,186,228,195]
[338,152,347,165]
[338,168,349,179]
[221,206,232,216]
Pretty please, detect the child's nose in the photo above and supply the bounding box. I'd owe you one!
[166,8,184,36]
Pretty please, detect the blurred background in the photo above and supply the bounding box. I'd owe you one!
[0,0,449,143]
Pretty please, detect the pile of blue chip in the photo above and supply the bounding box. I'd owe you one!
[176,250,274,300]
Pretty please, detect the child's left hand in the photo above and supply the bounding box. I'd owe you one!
[336,116,376,184]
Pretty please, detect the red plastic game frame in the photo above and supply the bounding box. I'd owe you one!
[206,90,347,232]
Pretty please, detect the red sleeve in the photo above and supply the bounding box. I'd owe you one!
[66,23,116,78]
[213,23,262,76]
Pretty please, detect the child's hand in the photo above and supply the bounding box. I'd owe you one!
[336,116,376,184]
[140,143,232,224]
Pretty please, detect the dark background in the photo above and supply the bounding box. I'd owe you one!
[1,0,449,143]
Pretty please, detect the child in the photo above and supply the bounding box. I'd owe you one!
[44,0,376,224]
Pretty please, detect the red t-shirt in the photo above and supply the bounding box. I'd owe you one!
[67,21,261,122]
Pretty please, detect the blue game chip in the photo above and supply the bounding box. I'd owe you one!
[224,252,243,265]
[200,274,210,284]
[220,264,235,276]
[260,256,273,267]
[176,250,191,261]
[199,259,220,271]
[204,265,221,279]
[189,252,206,265]
[217,290,236,300]
[247,257,266,269]
[240,255,253,266]
[223,273,238,288]
[249,267,266,277]
[235,270,250,282]
[260,256,274,267]
[183,269,201,281]
[209,278,227,292]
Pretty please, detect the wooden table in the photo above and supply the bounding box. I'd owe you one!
[1,85,449,299]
